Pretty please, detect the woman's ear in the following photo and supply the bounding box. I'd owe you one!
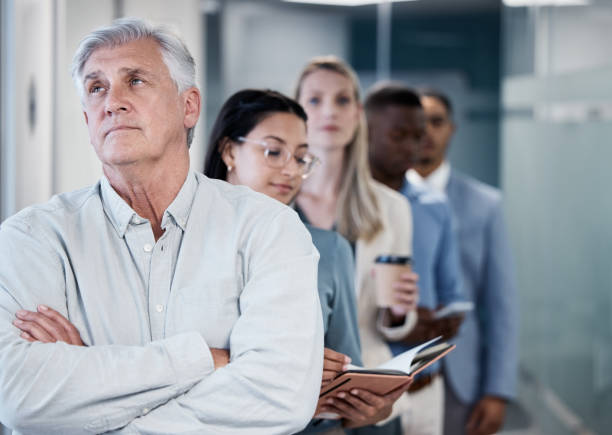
[220,138,236,171]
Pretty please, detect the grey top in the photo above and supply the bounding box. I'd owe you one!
[308,225,362,366]
[0,171,324,434]
[300,225,363,434]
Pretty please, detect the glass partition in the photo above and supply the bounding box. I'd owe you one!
[502,2,612,433]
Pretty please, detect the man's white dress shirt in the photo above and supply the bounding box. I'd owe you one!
[0,171,323,435]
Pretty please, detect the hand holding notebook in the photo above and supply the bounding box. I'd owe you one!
[315,337,455,419]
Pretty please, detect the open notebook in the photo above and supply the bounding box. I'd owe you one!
[315,337,455,419]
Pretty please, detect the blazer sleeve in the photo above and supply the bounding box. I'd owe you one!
[436,203,465,305]
[481,200,519,400]
[376,187,418,340]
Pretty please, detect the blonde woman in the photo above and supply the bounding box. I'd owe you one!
[295,56,419,434]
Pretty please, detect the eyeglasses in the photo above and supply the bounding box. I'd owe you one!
[236,136,320,179]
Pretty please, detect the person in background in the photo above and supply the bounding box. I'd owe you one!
[294,56,418,434]
[203,88,410,433]
[409,89,519,435]
[365,82,466,435]
[2,18,324,434]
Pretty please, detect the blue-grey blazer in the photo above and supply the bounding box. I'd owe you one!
[443,170,519,404]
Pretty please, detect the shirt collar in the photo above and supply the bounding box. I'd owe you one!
[400,178,419,200]
[164,171,198,232]
[406,160,450,195]
[100,171,198,237]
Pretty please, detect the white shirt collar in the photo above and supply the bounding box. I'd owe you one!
[406,160,450,195]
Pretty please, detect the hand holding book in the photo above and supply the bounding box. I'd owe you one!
[315,337,455,420]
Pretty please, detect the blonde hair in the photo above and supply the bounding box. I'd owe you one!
[295,55,382,242]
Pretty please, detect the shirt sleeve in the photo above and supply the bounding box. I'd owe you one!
[481,201,519,399]
[0,217,215,435]
[436,203,465,306]
[114,208,324,435]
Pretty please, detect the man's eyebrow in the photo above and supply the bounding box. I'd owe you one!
[83,71,101,82]
[120,67,152,77]
[83,68,152,82]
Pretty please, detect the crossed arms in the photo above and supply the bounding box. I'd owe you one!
[0,209,323,435]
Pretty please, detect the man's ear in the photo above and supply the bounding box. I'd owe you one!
[183,87,201,129]
[220,138,236,169]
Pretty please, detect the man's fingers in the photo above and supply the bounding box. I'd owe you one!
[20,331,35,342]
[13,319,55,342]
[37,305,83,345]
[466,403,484,434]
[16,310,68,342]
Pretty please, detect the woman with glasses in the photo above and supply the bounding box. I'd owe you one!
[204,89,406,432]
[293,57,419,434]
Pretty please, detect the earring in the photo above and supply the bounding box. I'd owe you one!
[227,165,233,172]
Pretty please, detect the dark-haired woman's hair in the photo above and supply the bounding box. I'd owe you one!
[204,89,307,180]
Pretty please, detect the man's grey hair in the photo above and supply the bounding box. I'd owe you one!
[71,18,197,146]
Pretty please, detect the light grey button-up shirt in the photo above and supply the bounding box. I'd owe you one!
[0,171,323,435]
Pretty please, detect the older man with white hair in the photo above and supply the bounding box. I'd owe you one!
[0,18,323,435]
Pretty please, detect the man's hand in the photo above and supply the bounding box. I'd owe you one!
[322,347,351,387]
[13,306,231,371]
[437,313,464,340]
[319,381,412,428]
[13,305,84,345]
[466,396,507,435]
[210,349,230,369]
[401,306,438,343]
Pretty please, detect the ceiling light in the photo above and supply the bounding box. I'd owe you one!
[283,0,419,6]
[503,0,589,6]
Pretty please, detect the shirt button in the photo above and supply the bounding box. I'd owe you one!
[142,408,150,415]
[156,304,164,313]
[143,243,153,253]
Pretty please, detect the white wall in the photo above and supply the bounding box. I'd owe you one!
[122,0,205,174]
[54,0,113,195]
[12,0,54,211]
[2,0,205,215]
[221,1,348,97]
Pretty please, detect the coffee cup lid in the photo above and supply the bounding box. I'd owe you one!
[375,255,411,265]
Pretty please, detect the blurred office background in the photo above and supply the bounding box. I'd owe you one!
[1,0,611,434]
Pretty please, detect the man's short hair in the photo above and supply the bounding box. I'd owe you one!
[419,88,454,119]
[364,82,422,115]
[71,18,197,146]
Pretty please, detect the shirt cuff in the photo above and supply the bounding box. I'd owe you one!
[162,332,215,386]
[376,310,418,341]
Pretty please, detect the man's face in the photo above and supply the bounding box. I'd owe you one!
[420,96,455,165]
[368,104,425,178]
[81,38,198,168]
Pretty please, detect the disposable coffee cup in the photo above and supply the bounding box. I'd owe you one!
[374,255,412,308]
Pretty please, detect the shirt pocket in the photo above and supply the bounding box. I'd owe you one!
[170,281,239,349]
